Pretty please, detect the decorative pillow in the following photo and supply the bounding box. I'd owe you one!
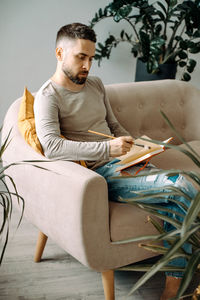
[18,87,87,167]
[18,87,44,155]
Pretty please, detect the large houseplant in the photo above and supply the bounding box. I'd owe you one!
[0,128,25,265]
[90,0,200,81]
[0,128,49,265]
[111,112,200,299]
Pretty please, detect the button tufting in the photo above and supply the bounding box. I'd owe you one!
[116,107,121,112]
[180,100,184,106]
[138,103,143,109]
[160,101,165,108]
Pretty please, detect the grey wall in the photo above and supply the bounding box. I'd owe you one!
[1,0,200,125]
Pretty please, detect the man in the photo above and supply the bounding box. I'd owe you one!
[34,23,196,300]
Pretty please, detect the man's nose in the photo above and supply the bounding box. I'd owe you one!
[82,60,91,70]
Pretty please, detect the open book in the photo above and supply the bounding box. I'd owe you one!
[115,135,173,172]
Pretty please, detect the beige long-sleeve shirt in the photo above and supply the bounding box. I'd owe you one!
[34,76,129,169]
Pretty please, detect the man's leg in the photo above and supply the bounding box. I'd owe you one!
[160,276,182,300]
[95,160,197,299]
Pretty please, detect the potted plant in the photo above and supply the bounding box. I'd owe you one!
[90,0,200,81]
[112,112,200,299]
[0,128,25,265]
[0,129,48,265]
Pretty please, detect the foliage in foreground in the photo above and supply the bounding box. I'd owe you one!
[0,128,50,265]
[112,111,200,299]
[0,129,25,265]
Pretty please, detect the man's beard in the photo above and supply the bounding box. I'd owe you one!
[62,66,88,85]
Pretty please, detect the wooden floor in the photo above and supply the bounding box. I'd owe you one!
[0,208,166,300]
[0,184,198,299]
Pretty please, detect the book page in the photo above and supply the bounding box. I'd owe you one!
[117,135,163,165]
[115,148,164,172]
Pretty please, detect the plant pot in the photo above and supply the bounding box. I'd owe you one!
[135,59,177,82]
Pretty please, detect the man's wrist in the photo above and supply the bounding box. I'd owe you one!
[104,140,111,159]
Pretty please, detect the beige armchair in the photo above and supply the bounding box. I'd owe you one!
[2,80,200,300]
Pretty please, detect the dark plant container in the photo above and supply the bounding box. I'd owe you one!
[135,59,177,82]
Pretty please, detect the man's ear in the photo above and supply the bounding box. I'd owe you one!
[55,47,64,61]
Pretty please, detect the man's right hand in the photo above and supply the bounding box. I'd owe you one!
[109,136,134,157]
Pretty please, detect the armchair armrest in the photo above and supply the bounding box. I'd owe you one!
[2,99,111,270]
[3,132,110,269]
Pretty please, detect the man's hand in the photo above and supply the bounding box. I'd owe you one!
[109,136,134,157]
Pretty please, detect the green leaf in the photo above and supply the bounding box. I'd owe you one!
[188,41,195,48]
[181,192,200,238]
[125,33,131,41]
[170,0,178,7]
[155,24,162,35]
[98,8,103,18]
[113,5,132,22]
[111,233,168,245]
[160,111,200,160]
[189,43,200,54]
[131,48,138,57]
[104,7,108,16]
[175,36,183,42]
[112,228,185,250]
[112,168,200,189]
[178,51,188,59]
[121,188,191,204]
[0,128,12,157]
[157,2,167,14]
[187,59,197,73]
[148,215,165,234]
[142,202,185,218]
[139,243,168,254]
[174,249,200,299]
[120,29,124,39]
[127,228,197,296]
[0,195,9,235]
[193,30,200,38]
[156,10,165,21]
[182,72,191,81]
[118,264,185,272]
[133,205,182,229]
[97,42,105,50]
[179,40,188,50]
[179,61,186,67]
[0,224,9,265]
[150,38,165,48]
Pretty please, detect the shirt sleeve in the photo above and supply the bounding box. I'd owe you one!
[34,92,110,161]
[96,78,131,137]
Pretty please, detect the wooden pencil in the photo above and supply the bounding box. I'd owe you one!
[88,130,149,148]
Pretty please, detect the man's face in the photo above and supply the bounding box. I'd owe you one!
[61,39,95,85]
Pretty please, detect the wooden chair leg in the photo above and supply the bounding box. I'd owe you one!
[101,270,115,300]
[34,231,48,262]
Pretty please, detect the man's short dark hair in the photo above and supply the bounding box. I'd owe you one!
[56,23,96,45]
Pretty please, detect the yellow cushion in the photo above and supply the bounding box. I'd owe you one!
[18,87,87,167]
[18,87,44,155]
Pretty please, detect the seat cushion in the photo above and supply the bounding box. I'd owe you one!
[109,201,161,242]
[151,140,200,172]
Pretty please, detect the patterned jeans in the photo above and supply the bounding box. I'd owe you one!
[95,159,197,278]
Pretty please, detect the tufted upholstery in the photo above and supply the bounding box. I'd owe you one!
[106,79,200,145]
[106,79,200,173]
[1,79,200,273]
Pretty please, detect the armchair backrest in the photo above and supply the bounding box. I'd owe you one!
[2,79,200,161]
[105,80,200,145]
